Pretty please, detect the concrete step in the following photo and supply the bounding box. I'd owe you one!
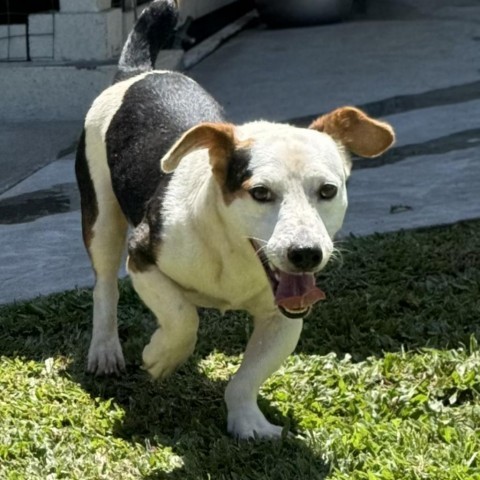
[0,48,183,121]
[0,62,117,121]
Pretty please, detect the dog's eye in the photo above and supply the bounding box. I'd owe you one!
[249,186,274,203]
[318,183,338,200]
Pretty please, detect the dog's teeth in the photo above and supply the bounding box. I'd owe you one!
[285,307,307,314]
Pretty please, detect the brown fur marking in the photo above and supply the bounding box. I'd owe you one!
[309,106,395,158]
[162,122,253,205]
[127,222,157,273]
[162,122,236,172]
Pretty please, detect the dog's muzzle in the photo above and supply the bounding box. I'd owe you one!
[250,241,326,319]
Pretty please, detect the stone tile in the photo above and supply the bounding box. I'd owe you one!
[54,9,122,61]
[29,34,54,60]
[29,13,54,35]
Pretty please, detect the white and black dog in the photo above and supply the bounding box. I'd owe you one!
[76,0,395,439]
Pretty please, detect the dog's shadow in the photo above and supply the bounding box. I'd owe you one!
[76,363,329,480]
[0,285,329,479]
[72,301,330,479]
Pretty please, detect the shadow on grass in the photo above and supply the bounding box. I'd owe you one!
[70,301,330,479]
[1,221,479,478]
[144,436,329,480]
[0,286,329,478]
[79,366,329,479]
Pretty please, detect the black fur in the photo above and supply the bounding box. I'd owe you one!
[105,71,224,226]
[225,147,252,193]
[127,222,157,271]
[115,0,178,83]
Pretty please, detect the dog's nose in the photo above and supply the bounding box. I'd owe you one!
[287,246,323,271]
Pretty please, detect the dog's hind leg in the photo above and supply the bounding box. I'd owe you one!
[127,262,199,379]
[224,315,303,439]
[76,129,128,375]
[87,199,128,375]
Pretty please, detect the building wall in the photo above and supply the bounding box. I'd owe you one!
[0,0,245,120]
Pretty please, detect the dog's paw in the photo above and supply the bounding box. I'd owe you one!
[142,328,195,379]
[227,405,285,440]
[143,358,179,379]
[87,335,125,375]
[142,345,192,379]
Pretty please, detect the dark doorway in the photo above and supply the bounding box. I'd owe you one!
[0,0,59,25]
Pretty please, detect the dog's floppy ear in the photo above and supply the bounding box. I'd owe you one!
[161,122,236,173]
[309,106,395,158]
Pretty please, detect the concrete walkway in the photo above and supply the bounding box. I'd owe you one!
[1,0,479,304]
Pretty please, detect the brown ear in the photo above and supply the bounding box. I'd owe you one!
[161,122,236,173]
[309,106,395,158]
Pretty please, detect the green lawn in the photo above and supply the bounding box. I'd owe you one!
[1,221,479,479]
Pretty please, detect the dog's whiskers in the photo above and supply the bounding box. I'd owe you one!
[246,236,268,246]
[328,245,345,267]
[245,236,269,256]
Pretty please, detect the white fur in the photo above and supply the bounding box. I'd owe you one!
[232,124,348,273]
[128,262,199,378]
[83,76,352,438]
[225,315,303,438]
[126,121,350,438]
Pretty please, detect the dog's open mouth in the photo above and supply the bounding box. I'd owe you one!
[251,241,326,319]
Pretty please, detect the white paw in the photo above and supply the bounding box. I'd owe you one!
[227,405,285,440]
[87,335,125,375]
[142,330,195,379]
[143,351,184,379]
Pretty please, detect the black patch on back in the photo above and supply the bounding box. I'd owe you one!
[75,129,98,247]
[225,147,252,193]
[106,71,225,227]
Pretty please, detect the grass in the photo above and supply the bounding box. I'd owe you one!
[1,220,480,479]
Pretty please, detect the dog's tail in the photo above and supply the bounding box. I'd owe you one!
[115,0,178,83]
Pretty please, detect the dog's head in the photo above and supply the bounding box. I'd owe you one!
[161,107,394,318]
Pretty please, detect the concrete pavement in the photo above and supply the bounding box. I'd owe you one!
[1,0,479,304]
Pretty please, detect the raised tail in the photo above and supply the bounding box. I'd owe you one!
[115,0,178,83]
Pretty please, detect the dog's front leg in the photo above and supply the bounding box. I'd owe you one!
[225,314,303,439]
[128,260,199,379]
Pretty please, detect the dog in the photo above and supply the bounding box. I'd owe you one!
[75,0,395,439]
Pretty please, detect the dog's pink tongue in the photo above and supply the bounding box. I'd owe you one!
[275,272,326,311]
